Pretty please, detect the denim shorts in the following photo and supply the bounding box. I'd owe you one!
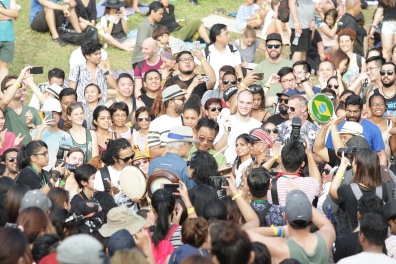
[0,42,14,63]
[381,21,396,35]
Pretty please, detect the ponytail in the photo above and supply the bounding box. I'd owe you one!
[152,189,175,246]
[17,140,48,170]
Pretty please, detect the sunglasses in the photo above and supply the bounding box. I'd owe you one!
[288,106,299,112]
[327,84,339,89]
[322,169,331,175]
[210,107,222,112]
[222,80,237,85]
[6,157,16,162]
[380,70,394,76]
[118,153,135,163]
[265,128,278,134]
[267,44,281,49]
[249,85,263,92]
[278,98,289,104]
[133,159,148,166]
[137,116,151,122]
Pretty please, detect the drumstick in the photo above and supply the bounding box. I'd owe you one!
[214,145,228,157]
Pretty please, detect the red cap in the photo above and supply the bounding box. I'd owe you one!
[248,129,273,148]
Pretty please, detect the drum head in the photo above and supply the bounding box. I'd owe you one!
[308,94,334,124]
[120,166,147,199]
[147,169,180,197]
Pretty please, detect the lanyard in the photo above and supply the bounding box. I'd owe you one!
[251,199,268,203]
[31,165,47,186]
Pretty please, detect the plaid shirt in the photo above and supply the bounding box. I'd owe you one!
[251,199,286,227]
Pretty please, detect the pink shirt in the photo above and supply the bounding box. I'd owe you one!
[133,59,163,79]
[0,131,16,155]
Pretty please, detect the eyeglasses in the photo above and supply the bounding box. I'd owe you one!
[278,98,289,104]
[372,103,385,107]
[366,66,380,72]
[281,78,296,83]
[172,97,186,103]
[118,153,135,163]
[267,44,281,49]
[222,80,237,85]
[137,116,151,122]
[198,136,214,144]
[327,84,339,89]
[6,157,16,162]
[3,81,26,91]
[178,57,194,63]
[380,70,394,76]
[288,106,302,112]
[113,114,127,119]
[35,151,49,157]
[133,159,148,166]
[265,128,278,134]
[293,69,306,75]
[210,107,222,112]
[322,169,330,175]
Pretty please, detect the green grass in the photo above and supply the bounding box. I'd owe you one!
[10,0,375,95]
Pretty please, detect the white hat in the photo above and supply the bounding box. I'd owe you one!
[339,121,363,136]
[161,126,200,143]
[161,84,187,102]
[44,83,62,99]
[42,98,62,113]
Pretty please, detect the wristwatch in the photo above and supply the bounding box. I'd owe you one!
[300,77,308,83]
[103,70,110,76]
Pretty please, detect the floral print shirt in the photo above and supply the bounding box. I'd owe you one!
[251,199,286,227]
[276,120,320,147]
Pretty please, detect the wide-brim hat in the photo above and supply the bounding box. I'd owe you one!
[132,145,147,162]
[162,84,187,102]
[339,121,363,137]
[99,207,146,237]
[161,126,199,144]
[101,0,126,8]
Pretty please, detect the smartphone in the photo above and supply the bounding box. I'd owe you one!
[30,67,44,74]
[193,41,200,50]
[255,73,264,80]
[116,10,122,15]
[161,183,180,193]
[209,176,229,188]
[44,111,53,126]
[103,177,111,192]
[201,75,210,82]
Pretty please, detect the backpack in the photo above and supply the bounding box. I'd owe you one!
[253,204,273,227]
[277,0,291,23]
[99,166,112,193]
[204,44,237,62]
[146,225,180,264]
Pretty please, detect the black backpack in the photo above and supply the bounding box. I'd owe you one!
[277,0,291,23]
[253,204,273,227]
[204,44,238,62]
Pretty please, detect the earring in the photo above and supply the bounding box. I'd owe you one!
[260,149,264,153]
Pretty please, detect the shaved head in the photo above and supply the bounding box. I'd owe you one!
[142,37,158,48]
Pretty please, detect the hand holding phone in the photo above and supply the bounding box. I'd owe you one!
[30,67,44,75]
[255,73,264,80]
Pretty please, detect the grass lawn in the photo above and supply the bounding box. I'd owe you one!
[10,0,375,97]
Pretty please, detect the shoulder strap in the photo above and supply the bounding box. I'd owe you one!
[257,203,273,226]
[350,183,363,201]
[204,44,210,61]
[357,54,362,71]
[164,224,179,241]
[271,178,279,205]
[376,185,383,199]
[132,97,137,113]
[381,165,391,183]
[228,44,236,53]
[138,60,144,72]
[99,166,112,191]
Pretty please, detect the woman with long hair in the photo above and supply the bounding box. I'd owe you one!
[47,188,70,210]
[139,69,161,109]
[183,95,202,129]
[0,108,24,155]
[66,103,98,163]
[0,227,32,264]
[319,9,338,52]
[330,49,350,92]
[93,106,118,155]
[83,83,102,130]
[249,84,271,122]
[5,184,30,226]
[233,134,252,187]
[188,150,218,186]
[15,140,54,194]
[133,106,154,156]
[329,148,390,233]
[64,148,85,200]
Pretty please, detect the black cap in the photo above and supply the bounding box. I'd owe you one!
[266,33,282,44]
[346,136,370,150]
[223,86,238,102]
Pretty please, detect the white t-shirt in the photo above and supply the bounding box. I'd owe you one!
[338,252,396,264]
[262,9,276,38]
[100,14,128,28]
[215,115,262,163]
[69,48,108,70]
[148,114,183,149]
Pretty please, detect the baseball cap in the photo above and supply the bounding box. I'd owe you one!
[346,136,370,150]
[107,229,137,257]
[161,126,200,144]
[248,128,273,148]
[276,88,298,98]
[266,33,282,44]
[74,200,103,234]
[42,98,62,113]
[56,234,106,264]
[44,83,62,99]
[383,199,396,221]
[162,84,187,102]
[223,86,238,102]
[20,190,52,212]
[99,207,146,237]
[285,190,312,224]
[339,121,363,136]
[168,244,202,264]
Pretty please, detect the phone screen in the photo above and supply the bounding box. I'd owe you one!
[30,67,44,74]
[255,73,264,80]
[44,111,53,126]
[162,184,180,193]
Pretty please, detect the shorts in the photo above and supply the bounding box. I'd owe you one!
[171,19,202,41]
[236,22,247,32]
[114,36,128,43]
[381,21,396,35]
[0,42,15,63]
[30,9,66,33]
[290,28,312,52]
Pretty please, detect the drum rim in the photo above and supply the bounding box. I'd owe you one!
[120,165,147,199]
[308,93,334,124]
[147,169,180,197]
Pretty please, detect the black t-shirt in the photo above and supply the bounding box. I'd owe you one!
[327,148,340,168]
[16,166,48,190]
[70,191,89,213]
[165,75,208,98]
[378,2,396,21]
[266,114,289,126]
[307,30,322,58]
[159,4,180,33]
[338,13,363,56]
[374,88,396,112]
[139,93,155,109]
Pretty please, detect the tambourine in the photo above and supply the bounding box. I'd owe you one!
[308,94,334,125]
[119,166,147,200]
[147,169,180,197]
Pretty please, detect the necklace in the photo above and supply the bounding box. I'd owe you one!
[381,86,396,99]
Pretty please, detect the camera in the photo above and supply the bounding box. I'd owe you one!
[337,146,357,160]
[284,117,306,145]
[65,163,77,173]
[55,144,71,167]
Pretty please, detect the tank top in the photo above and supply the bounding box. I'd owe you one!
[98,132,116,155]
[285,233,328,264]
[67,128,93,163]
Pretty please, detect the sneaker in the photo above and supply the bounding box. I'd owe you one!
[53,38,67,47]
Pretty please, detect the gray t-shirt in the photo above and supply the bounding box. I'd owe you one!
[288,0,314,29]
[232,39,260,63]
[132,18,155,65]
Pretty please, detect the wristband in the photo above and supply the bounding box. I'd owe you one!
[257,14,260,19]
[109,23,114,27]
[187,207,196,214]
[13,82,21,88]
[331,131,340,134]
[277,226,283,237]
[59,180,66,186]
[320,54,325,56]
[273,154,279,161]
[271,225,278,237]
[0,145,2,149]
[232,193,242,200]
[336,173,344,179]
[0,7,3,13]
[316,7,322,12]
[161,80,166,85]
[240,82,248,89]
[294,22,300,26]
[200,59,206,63]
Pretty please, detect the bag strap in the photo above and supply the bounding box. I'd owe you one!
[381,165,391,183]
[164,224,179,241]
[357,54,362,71]
[258,203,273,226]
[99,166,112,191]
[350,183,363,201]
[85,129,89,163]
[271,178,279,205]
[376,185,383,199]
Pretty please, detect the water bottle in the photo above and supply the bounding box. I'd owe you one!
[292,33,300,46]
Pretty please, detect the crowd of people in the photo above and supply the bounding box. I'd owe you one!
[3,0,396,263]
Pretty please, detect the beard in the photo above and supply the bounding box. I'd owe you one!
[269,50,281,60]
[181,69,194,75]
[383,79,396,88]
[175,104,184,114]
[346,115,361,123]
[279,105,288,115]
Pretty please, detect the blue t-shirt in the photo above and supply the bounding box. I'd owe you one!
[0,0,15,41]
[236,4,256,24]
[30,0,59,24]
[325,119,385,152]
[148,152,196,190]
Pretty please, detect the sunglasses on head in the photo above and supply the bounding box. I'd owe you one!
[278,98,289,104]
[210,107,222,112]
[137,116,151,122]
[265,128,278,134]
[380,70,394,76]
[222,80,237,85]
[133,159,148,166]
[327,84,339,89]
[249,85,263,92]
[267,44,281,49]
[118,153,135,163]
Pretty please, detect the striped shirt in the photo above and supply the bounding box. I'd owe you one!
[267,176,320,206]
[168,36,190,55]
[147,114,183,149]
[150,225,183,249]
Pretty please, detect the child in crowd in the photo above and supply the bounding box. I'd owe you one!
[83,84,102,130]
[236,0,268,31]
[152,25,190,56]
[233,26,266,67]
[261,0,290,45]
[319,9,339,53]
[70,164,98,212]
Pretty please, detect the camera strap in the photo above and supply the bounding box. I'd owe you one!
[99,166,112,192]
[271,178,279,205]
